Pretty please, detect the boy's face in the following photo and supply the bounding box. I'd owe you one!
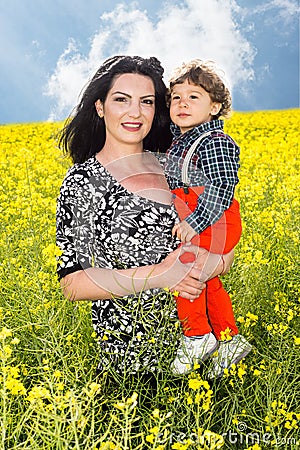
[170,80,221,133]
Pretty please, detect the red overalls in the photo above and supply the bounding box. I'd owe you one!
[172,185,241,339]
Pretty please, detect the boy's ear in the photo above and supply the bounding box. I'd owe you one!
[95,99,104,118]
[211,102,222,116]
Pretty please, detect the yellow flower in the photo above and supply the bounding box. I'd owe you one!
[186,395,193,405]
[53,370,62,378]
[171,443,189,450]
[98,442,117,450]
[246,312,258,322]
[294,336,300,345]
[6,377,26,396]
[8,366,19,378]
[285,419,298,429]
[146,434,155,444]
[237,362,247,380]
[0,327,12,340]
[114,402,126,410]
[1,345,13,359]
[26,385,51,403]
[152,408,160,418]
[188,378,202,390]
[85,382,101,397]
[220,327,233,341]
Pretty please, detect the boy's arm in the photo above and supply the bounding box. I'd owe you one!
[172,220,197,243]
[185,135,239,234]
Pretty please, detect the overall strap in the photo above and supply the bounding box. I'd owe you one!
[181,130,223,186]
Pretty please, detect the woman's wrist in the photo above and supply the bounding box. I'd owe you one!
[147,260,169,290]
[220,255,226,275]
[220,250,234,275]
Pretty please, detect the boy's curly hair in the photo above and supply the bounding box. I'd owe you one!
[168,59,232,119]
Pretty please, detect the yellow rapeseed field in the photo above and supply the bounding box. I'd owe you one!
[0,110,299,449]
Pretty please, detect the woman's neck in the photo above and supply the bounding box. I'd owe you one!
[96,147,172,205]
[97,141,143,166]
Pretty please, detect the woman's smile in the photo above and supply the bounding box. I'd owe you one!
[121,121,143,131]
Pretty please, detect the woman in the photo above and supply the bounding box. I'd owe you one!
[56,55,233,377]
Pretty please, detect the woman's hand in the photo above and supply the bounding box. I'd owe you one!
[192,246,234,281]
[156,245,206,300]
[157,245,235,300]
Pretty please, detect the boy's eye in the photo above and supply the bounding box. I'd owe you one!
[171,95,180,100]
[190,95,199,99]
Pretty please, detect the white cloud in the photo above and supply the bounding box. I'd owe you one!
[251,0,299,24]
[273,0,299,18]
[45,0,256,120]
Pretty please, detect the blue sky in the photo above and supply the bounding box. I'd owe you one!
[0,0,299,124]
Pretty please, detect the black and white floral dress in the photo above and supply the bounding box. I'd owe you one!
[56,156,180,375]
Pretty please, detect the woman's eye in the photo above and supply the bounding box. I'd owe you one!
[142,99,154,105]
[114,97,127,102]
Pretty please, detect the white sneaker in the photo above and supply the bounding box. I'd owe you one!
[171,332,218,375]
[207,334,252,380]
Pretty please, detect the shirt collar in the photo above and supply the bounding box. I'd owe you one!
[171,119,224,141]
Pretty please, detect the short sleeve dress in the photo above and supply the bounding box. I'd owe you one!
[56,155,180,375]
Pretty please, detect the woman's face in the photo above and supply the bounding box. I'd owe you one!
[95,73,156,149]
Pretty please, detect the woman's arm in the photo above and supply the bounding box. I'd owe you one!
[60,244,206,302]
[192,246,234,281]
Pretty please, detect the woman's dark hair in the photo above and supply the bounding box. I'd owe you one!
[59,55,172,164]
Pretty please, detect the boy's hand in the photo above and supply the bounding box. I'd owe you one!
[172,220,197,243]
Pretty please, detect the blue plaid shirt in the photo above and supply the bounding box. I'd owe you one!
[163,119,240,234]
